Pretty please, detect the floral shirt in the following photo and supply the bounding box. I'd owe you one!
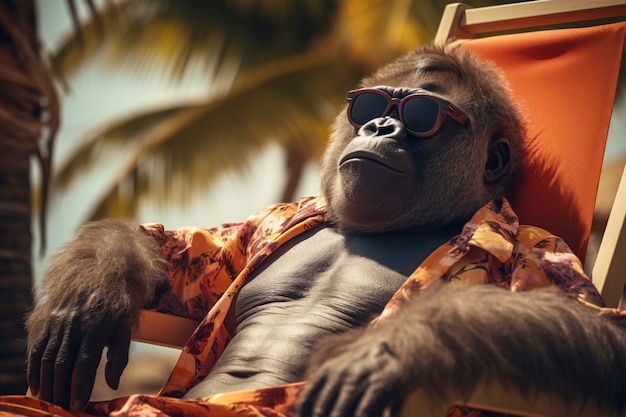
[0,196,614,417]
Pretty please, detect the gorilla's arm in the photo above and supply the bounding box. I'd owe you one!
[298,283,626,417]
[26,220,168,410]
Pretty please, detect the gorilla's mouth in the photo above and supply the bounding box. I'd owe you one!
[339,151,406,175]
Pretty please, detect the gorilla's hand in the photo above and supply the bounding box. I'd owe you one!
[298,332,413,417]
[299,283,626,417]
[26,220,168,410]
[26,295,133,410]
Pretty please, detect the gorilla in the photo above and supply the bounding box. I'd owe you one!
[24,43,626,417]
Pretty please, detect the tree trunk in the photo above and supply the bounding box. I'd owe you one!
[280,148,308,203]
[0,131,33,394]
[0,0,59,394]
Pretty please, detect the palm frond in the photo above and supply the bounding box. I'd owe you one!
[339,0,433,69]
[55,51,362,220]
[52,105,187,193]
[53,0,339,82]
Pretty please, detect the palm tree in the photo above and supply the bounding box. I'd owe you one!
[0,0,59,394]
[51,0,505,221]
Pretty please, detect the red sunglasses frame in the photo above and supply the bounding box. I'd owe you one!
[345,88,470,137]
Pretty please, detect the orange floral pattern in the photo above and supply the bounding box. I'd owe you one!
[0,197,616,417]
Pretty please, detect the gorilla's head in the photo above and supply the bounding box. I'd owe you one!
[321,43,526,233]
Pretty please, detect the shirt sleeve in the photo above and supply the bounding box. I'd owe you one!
[138,198,322,321]
[139,222,249,321]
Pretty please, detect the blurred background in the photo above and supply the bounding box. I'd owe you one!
[1,0,624,399]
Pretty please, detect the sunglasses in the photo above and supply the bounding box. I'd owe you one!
[345,88,470,137]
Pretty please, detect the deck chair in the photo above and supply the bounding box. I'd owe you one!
[397,1,626,416]
[132,0,626,415]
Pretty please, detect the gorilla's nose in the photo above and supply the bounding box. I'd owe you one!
[359,117,407,140]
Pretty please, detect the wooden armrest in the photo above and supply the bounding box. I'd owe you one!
[396,380,622,417]
[133,310,200,349]
[593,164,626,308]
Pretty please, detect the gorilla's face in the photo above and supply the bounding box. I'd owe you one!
[321,77,494,234]
[319,44,521,234]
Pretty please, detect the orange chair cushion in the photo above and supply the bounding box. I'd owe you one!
[456,22,626,260]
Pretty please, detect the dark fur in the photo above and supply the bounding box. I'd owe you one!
[27,220,167,331]
[301,283,626,417]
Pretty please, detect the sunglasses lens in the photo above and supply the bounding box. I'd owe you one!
[402,96,440,134]
[350,92,389,126]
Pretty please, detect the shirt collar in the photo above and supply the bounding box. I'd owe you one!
[464,197,519,263]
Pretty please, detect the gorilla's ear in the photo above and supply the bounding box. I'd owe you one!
[484,135,511,183]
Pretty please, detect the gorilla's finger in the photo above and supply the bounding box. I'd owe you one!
[309,372,347,417]
[327,380,363,417]
[354,383,394,417]
[39,327,62,402]
[298,374,329,417]
[53,316,82,409]
[70,340,103,410]
[104,325,131,389]
[26,331,49,396]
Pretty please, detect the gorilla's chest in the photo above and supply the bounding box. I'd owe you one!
[235,224,454,329]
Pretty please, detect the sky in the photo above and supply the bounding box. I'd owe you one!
[34,1,321,272]
[34,0,626,357]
